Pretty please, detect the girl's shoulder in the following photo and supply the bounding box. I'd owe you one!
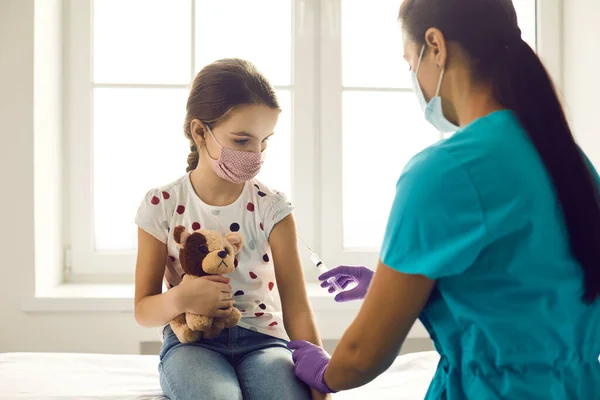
[248,179,294,237]
[134,174,191,236]
[154,173,191,196]
[248,179,291,209]
[142,174,192,208]
[249,178,285,196]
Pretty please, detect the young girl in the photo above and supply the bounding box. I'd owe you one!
[134,58,328,400]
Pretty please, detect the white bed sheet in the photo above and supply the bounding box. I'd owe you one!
[0,351,439,399]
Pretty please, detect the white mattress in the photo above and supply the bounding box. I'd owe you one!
[0,351,439,399]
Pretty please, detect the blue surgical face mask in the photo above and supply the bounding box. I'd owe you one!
[411,45,459,133]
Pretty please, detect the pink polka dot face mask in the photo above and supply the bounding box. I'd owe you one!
[205,123,264,184]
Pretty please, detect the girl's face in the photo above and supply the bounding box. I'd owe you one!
[200,104,280,159]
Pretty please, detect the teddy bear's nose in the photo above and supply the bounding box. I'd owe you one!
[217,250,227,259]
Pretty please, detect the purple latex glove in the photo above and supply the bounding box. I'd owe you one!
[319,265,374,302]
[288,340,335,394]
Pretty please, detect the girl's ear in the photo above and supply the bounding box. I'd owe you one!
[190,119,206,149]
[225,232,244,254]
[173,225,190,249]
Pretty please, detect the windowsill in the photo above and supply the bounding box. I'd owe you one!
[22,283,137,312]
[21,282,361,313]
[21,282,429,339]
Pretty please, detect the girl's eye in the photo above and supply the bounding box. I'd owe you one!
[199,245,209,254]
[234,139,249,145]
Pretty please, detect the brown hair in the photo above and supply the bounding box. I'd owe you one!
[183,58,280,172]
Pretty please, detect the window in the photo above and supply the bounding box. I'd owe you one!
[65,0,547,280]
[66,0,301,279]
[319,0,539,268]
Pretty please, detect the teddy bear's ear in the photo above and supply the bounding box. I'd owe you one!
[173,225,190,249]
[225,232,243,254]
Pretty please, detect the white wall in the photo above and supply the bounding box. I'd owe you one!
[0,0,148,354]
[563,0,600,168]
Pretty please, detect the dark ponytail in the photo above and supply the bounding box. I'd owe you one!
[400,0,600,303]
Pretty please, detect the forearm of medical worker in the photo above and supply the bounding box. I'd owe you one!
[323,262,434,391]
[270,215,329,399]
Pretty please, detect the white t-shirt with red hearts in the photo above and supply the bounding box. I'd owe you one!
[135,173,293,340]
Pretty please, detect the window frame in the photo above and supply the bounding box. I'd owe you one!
[64,0,561,281]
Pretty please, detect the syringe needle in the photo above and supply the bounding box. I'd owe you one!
[299,235,343,292]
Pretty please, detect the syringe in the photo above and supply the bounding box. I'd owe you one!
[299,237,344,292]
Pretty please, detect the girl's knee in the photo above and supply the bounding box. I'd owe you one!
[159,346,243,400]
[160,365,243,400]
[238,347,310,399]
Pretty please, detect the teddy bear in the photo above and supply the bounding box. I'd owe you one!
[169,225,243,343]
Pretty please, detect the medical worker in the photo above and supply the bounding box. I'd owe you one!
[288,0,600,398]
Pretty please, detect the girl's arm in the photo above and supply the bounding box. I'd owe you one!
[269,214,329,399]
[134,228,233,327]
[134,228,180,327]
[323,261,434,390]
[270,214,321,345]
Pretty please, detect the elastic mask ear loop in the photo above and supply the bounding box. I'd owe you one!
[203,123,222,161]
[416,45,426,75]
[205,123,223,150]
[435,66,445,97]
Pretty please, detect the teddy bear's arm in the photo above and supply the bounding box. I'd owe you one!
[186,313,213,331]
[221,307,242,328]
[170,313,201,344]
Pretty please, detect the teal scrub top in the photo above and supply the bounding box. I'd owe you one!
[380,110,600,399]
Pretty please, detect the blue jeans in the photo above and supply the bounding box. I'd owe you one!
[159,325,311,400]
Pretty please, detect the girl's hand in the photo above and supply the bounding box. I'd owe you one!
[174,275,234,317]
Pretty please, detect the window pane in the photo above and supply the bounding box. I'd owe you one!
[256,89,292,198]
[341,0,408,89]
[93,0,191,84]
[195,0,292,86]
[342,91,439,249]
[93,88,189,250]
[514,0,537,50]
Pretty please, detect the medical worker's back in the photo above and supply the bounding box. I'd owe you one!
[386,110,600,399]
